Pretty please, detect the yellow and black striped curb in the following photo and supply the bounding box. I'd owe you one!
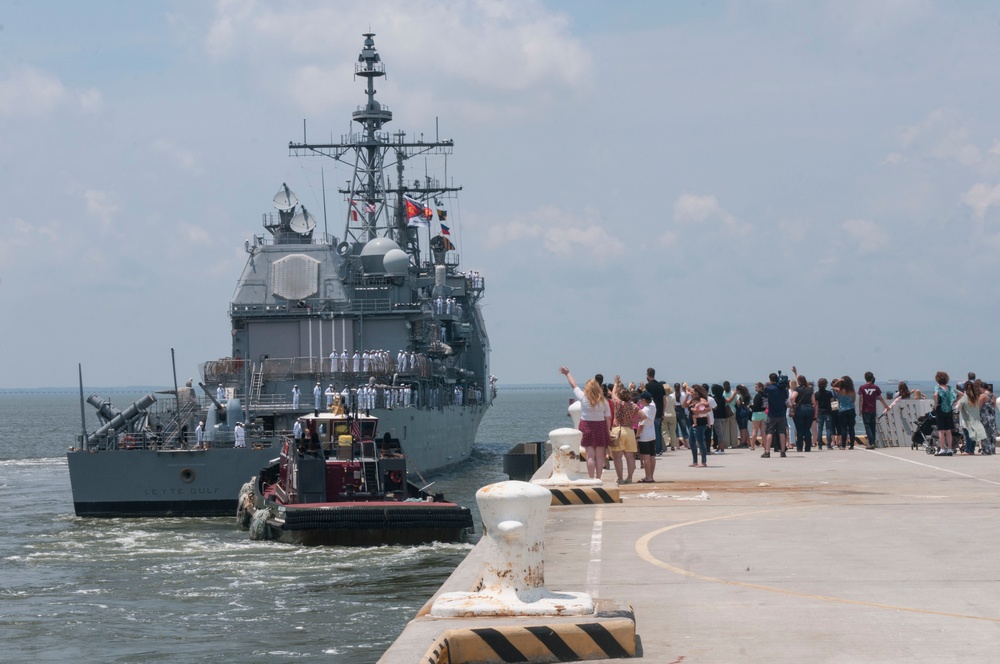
[420,606,636,663]
[547,485,621,506]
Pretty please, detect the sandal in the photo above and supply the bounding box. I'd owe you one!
[638,478,655,483]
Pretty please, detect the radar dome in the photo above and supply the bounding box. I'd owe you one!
[383,248,409,276]
[359,237,401,274]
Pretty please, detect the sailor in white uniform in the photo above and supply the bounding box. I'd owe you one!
[216,384,226,402]
[313,382,322,411]
[325,384,336,408]
[398,350,407,372]
[195,421,205,449]
[352,351,361,372]
[233,422,246,448]
[340,350,348,372]
[291,385,300,409]
[330,351,337,373]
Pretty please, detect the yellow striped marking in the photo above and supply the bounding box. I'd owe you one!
[547,485,620,506]
[420,613,635,664]
[636,507,1000,623]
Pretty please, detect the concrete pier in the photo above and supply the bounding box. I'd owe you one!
[380,446,1000,663]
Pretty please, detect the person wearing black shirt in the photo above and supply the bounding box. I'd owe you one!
[645,368,667,456]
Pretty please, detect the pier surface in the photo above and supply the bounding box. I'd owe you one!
[381,446,1000,663]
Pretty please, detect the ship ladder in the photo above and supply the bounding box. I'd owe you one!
[359,439,382,495]
[162,399,202,447]
[249,364,265,408]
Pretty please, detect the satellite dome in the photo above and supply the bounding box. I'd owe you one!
[383,248,409,276]
[360,237,401,273]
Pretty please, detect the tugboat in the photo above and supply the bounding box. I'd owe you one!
[67,32,492,517]
[237,408,473,546]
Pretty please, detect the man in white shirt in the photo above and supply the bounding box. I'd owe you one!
[636,393,656,482]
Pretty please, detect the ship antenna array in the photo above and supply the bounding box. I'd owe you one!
[287,33,461,260]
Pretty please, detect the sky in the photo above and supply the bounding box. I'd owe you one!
[2,0,1000,389]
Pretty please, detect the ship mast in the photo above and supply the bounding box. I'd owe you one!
[288,33,460,264]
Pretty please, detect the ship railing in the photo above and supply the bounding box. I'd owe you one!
[204,358,246,384]
[247,223,337,246]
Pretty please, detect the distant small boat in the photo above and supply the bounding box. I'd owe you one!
[237,411,473,546]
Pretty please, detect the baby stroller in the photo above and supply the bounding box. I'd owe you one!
[910,411,964,456]
[911,412,945,455]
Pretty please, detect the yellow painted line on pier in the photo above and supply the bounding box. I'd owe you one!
[635,508,1000,623]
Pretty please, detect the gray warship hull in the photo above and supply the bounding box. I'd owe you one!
[67,33,492,518]
[68,404,485,517]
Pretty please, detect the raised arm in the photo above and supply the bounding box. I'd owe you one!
[559,366,578,390]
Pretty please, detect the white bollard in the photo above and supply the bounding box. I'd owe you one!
[534,428,601,486]
[430,480,593,617]
[567,400,582,429]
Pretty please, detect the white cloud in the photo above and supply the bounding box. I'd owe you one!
[842,218,889,253]
[151,139,205,176]
[658,230,677,248]
[673,193,750,235]
[84,189,120,231]
[961,182,1000,221]
[203,0,590,108]
[0,66,68,116]
[78,88,103,112]
[0,65,101,116]
[897,109,982,166]
[486,205,624,259]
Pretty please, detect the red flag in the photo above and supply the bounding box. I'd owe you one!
[405,197,430,227]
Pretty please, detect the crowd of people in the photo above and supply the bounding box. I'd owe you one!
[560,365,999,481]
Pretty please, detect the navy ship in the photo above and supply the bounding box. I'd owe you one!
[67,33,493,517]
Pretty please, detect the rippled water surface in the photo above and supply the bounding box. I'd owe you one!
[0,388,568,663]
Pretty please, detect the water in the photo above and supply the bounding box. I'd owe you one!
[0,388,572,663]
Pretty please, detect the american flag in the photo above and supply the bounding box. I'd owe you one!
[350,417,361,440]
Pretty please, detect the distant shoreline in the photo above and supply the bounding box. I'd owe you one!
[0,384,570,394]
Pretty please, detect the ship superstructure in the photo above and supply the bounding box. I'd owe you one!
[67,34,492,517]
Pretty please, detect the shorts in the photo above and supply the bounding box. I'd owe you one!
[765,416,787,435]
[936,410,954,431]
[751,411,767,422]
[637,439,656,456]
[609,425,638,454]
